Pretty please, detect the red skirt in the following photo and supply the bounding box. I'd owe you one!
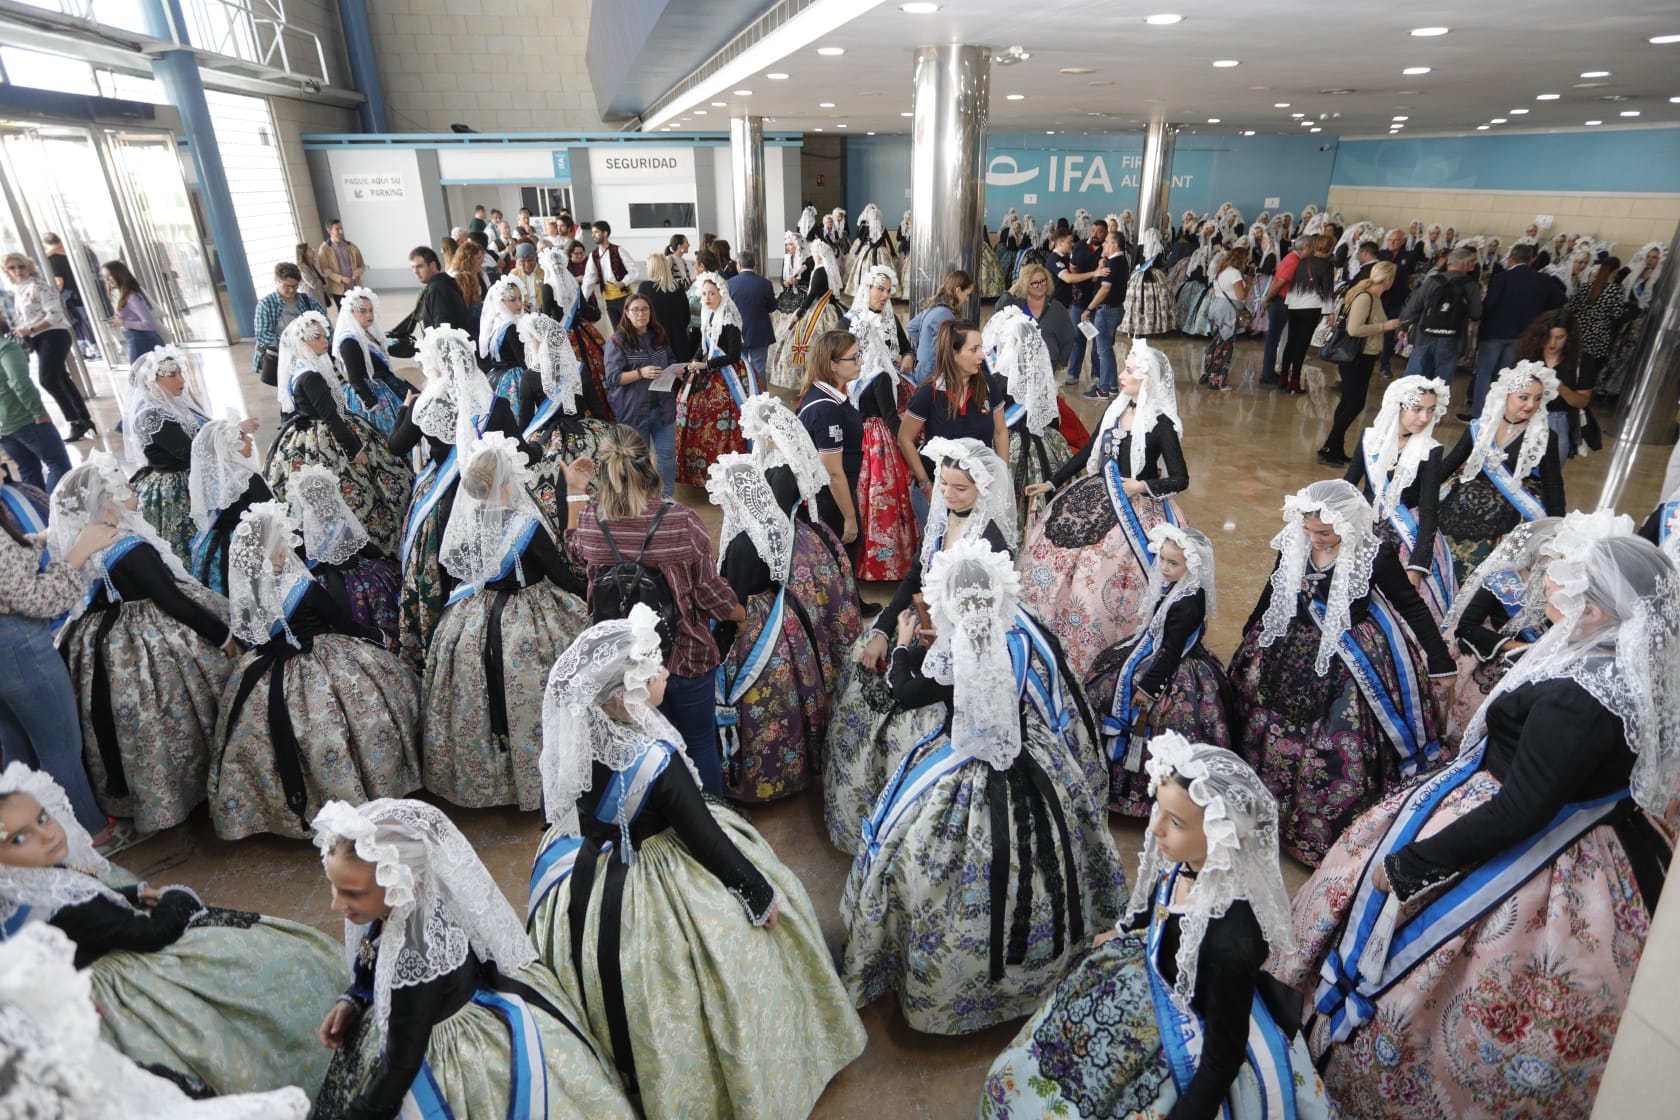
[855,415,917,582]
[569,323,615,423]
[1056,395,1090,454]
[674,364,749,489]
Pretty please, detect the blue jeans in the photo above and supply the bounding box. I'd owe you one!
[638,417,676,498]
[1064,303,1089,381]
[660,670,721,795]
[1260,298,1288,381]
[126,328,165,364]
[743,345,769,391]
[0,613,106,832]
[1,421,72,493]
[1406,336,1461,384]
[1471,336,1519,416]
[1093,304,1121,392]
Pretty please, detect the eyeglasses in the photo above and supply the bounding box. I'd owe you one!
[1028,278,1048,286]
[835,354,862,363]
[625,306,650,314]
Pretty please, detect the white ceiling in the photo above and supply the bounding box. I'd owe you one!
[652,2,1680,140]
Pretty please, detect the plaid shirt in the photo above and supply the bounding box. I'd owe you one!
[566,499,739,678]
[252,290,327,372]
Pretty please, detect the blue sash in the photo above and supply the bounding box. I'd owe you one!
[1306,597,1441,778]
[1009,612,1076,749]
[1364,433,1456,619]
[1313,733,1629,1043]
[401,987,549,1119]
[1004,401,1028,430]
[0,903,35,939]
[265,573,315,642]
[594,740,673,832]
[82,536,146,611]
[1103,609,1203,770]
[401,447,459,567]
[715,587,786,764]
[1483,569,1542,643]
[1104,456,1174,572]
[858,725,959,865]
[1,484,49,569]
[1656,501,1679,550]
[1468,420,1546,522]
[443,519,540,607]
[704,332,758,443]
[526,832,612,923]
[1146,868,1301,1120]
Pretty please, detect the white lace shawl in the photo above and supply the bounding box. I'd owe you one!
[1461,361,1559,485]
[1362,375,1449,519]
[1091,338,1182,478]
[121,345,207,470]
[1134,525,1218,664]
[477,276,526,359]
[919,436,1017,570]
[517,312,582,413]
[538,247,581,323]
[695,272,743,351]
[226,501,312,648]
[1124,735,1294,1010]
[285,463,369,567]
[414,325,488,446]
[437,433,542,594]
[276,312,340,416]
[1258,480,1381,675]
[0,764,122,928]
[850,264,899,317]
[920,538,1024,771]
[845,305,899,409]
[707,454,792,584]
[1441,518,1562,641]
[808,239,843,298]
[188,419,262,532]
[983,305,1056,436]
[739,393,827,513]
[332,287,387,389]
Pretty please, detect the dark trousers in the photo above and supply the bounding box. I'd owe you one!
[1,421,72,492]
[1279,307,1322,386]
[1260,298,1288,380]
[30,329,90,425]
[659,670,722,795]
[1325,351,1378,455]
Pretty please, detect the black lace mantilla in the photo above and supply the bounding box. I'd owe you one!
[1043,475,1119,549]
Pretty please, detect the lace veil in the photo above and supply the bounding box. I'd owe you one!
[845,302,898,409]
[414,325,489,447]
[188,419,262,532]
[808,239,842,297]
[1461,360,1559,484]
[695,272,743,349]
[1124,734,1294,1010]
[538,246,580,323]
[311,798,538,1042]
[276,311,340,416]
[1441,518,1562,640]
[121,345,207,470]
[707,453,792,583]
[1258,479,1381,675]
[332,287,386,385]
[227,500,312,648]
[437,432,542,594]
[739,393,827,514]
[919,436,1016,569]
[517,311,582,412]
[1135,524,1218,656]
[538,604,697,835]
[477,276,527,359]
[0,763,122,928]
[285,464,370,567]
[920,537,1023,770]
[1364,375,1449,519]
[47,455,195,627]
[1091,337,1182,478]
[983,305,1056,436]
[849,264,899,316]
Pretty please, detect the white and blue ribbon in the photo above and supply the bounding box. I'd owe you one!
[1103,617,1203,769]
[1,485,50,570]
[859,725,958,865]
[1306,597,1440,778]
[1104,457,1175,573]
[1469,419,1547,522]
[401,448,458,568]
[399,987,549,1119]
[715,588,786,764]
[443,519,540,607]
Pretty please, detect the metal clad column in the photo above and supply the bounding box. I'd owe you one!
[1598,220,1680,511]
[338,0,390,133]
[1136,114,1178,241]
[730,114,767,275]
[139,0,257,336]
[908,44,990,313]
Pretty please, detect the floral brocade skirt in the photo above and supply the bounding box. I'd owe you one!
[1274,771,1664,1120]
[130,466,195,567]
[1121,273,1177,337]
[674,367,750,489]
[1229,611,1446,866]
[396,476,453,675]
[768,295,841,391]
[332,553,401,645]
[1009,427,1073,531]
[266,415,412,559]
[344,374,405,437]
[855,415,917,582]
[571,323,617,424]
[1438,475,1545,585]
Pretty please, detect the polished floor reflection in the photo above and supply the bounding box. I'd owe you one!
[69,320,1669,1119]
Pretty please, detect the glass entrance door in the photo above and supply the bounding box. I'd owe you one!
[105,132,224,345]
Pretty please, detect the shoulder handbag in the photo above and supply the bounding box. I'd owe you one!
[1318,295,1363,364]
[257,346,280,386]
[1223,289,1254,330]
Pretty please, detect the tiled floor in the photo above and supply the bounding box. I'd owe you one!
[61,314,1670,1119]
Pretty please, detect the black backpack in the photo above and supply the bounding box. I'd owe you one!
[1417,273,1470,337]
[588,502,679,658]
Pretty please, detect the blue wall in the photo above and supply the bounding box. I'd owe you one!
[1331,128,1680,193]
[846,132,1339,227]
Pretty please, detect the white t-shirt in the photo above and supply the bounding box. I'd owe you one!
[1214,266,1245,304]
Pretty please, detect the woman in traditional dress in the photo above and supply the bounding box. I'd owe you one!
[1343,374,1455,621]
[49,458,233,834]
[986,304,1072,526]
[1277,516,1677,1120]
[824,437,1019,853]
[842,203,900,297]
[311,798,636,1120]
[982,734,1332,1119]
[1020,337,1188,678]
[287,463,400,642]
[673,272,755,488]
[333,286,408,437]
[538,244,615,422]
[527,606,866,1119]
[422,433,589,812]
[478,275,530,410]
[1602,241,1664,398]
[1172,222,1219,337]
[1229,479,1456,865]
[187,417,272,595]
[1437,360,1565,581]
[121,344,209,562]
[846,264,919,581]
[768,236,844,391]
[0,763,345,1100]
[1121,228,1178,338]
[211,501,418,840]
[840,539,1124,1034]
[519,309,613,534]
[266,311,412,558]
[1086,525,1236,816]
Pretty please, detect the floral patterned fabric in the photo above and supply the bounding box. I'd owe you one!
[1202,333,1235,388]
[421,582,590,811]
[1276,771,1658,1120]
[1438,475,1543,584]
[1448,650,1512,750]
[767,293,840,391]
[266,414,412,559]
[674,366,751,489]
[59,595,231,832]
[855,415,917,582]
[571,323,617,424]
[343,374,405,437]
[329,553,401,647]
[1121,272,1178,337]
[396,474,453,674]
[1230,611,1446,866]
[1008,427,1073,532]
[210,633,422,840]
[529,806,867,1120]
[130,468,195,570]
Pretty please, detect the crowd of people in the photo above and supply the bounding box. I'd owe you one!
[0,191,1676,1120]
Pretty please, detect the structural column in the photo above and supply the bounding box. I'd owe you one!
[140,0,257,336]
[730,114,767,276]
[338,0,390,133]
[1136,113,1179,241]
[1598,219,1680,510]
[908,44,990,313]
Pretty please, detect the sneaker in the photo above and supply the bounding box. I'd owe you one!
[1081,388,1104,400]
[92,819,146,858]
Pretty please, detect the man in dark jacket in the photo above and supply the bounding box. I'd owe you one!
[407,245,474,344]
[1467,242,1566,417]
[726,249,777,387]
[1377,228,1416,377]
[1401,247,1482,387]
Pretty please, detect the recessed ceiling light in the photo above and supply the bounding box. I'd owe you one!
[1535,94,1561,102]
[817,46,845,56]
[836,123,848,128]
[767,73,788,80]
[1411,27,1449,37]
[1477,124,1490,130]
[1290,112,1305,118]
[1299,119,1313,126]
[900,111,912,117]
[1207,117,1221,123]
[1087,80,1114,86]
[1238,129,1254,136]
[733,89,752,96]
[1650,34,1680,44]
[1585,119,1602,125]
[1509,108,1529,114]
[819,102,835,107]
[1006,93,1026,100]
[1600,94,1631,101]
[1575,82,1609,89]
[1621,109,1641,116]
[1672,96,1680,103]
[1580,70,1610,78]
[1274,102,1291,108]
[1060,67,1095,75]
[1144,14,1183,25]
[692,110,707,115]
[1490,117,1508,124]
[814,127,824,131]
[899,2,940,12]
[1390,122,1403,128]
[1402,66,1432,76]
[1310,127,1322,133]
[711,101,726,107]
[1392,115,1408,121]
[1213,59,1240,68]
